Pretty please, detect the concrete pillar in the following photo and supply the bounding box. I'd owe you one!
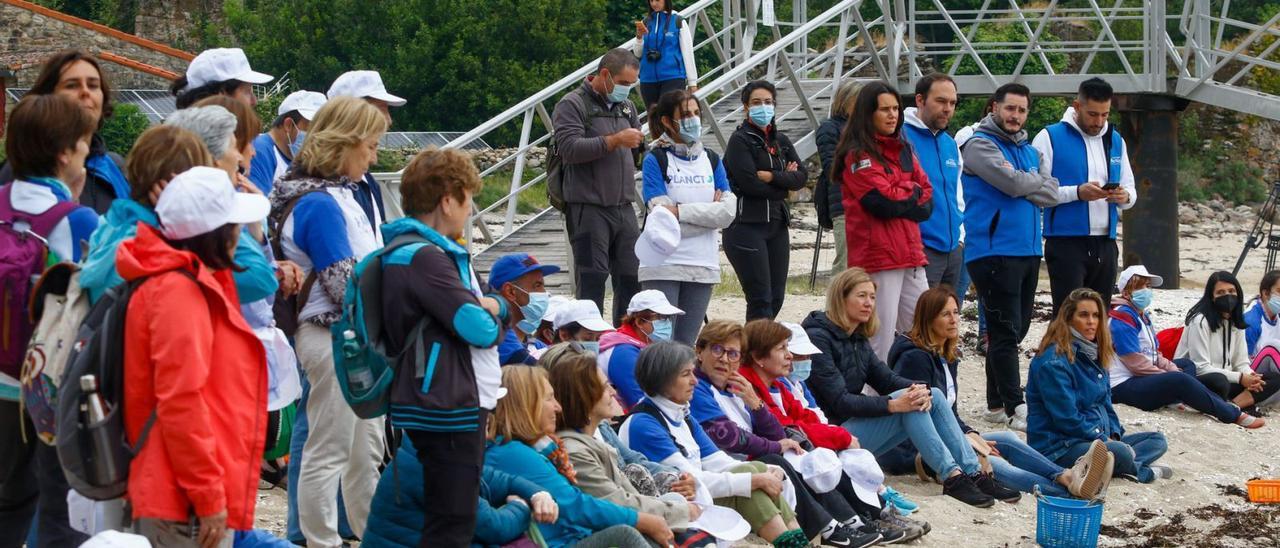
[1116,94,1189,289]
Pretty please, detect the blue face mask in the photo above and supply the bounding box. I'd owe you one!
[649,319,674,342]
[289,129,307,157]
[790,359,812,383]
[514,288,550,335]
[1268,296,1280,316]
[678,117,702,144]
[580,341,600,354]
[1131,288,1153,310]
[608,77,635,103]
[748,105,775,127]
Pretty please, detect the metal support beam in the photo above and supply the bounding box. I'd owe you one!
[1118,94,1189,289]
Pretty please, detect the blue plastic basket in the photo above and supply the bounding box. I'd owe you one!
[1035,490,1103,548]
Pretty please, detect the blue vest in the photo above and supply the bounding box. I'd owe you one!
[961,131,1044,263]
[903,124,963,253]
[1043,122,1124,238]
[640,12,686,83]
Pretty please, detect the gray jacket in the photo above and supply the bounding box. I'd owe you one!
[552,79,643,206]
[557,428,691,528]
[960,114,1058,207]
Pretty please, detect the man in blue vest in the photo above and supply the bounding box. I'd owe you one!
[961,83,1060,431]
[904,73,966,299]
[1032,78,1136,314]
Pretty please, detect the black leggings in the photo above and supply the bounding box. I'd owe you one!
[1197,370,1280,408]
[640,79,687,111]
[406,421,487,548]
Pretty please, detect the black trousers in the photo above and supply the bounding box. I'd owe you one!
[754,453,870,538]
[968,256,1041,414]
[1045,236,1119,315]
[565,203,641,325]
[406,416,488,548]
[0,401,36,548]
[724,219,790,321]
[640,79,687,111]
[1198,371,1280,408]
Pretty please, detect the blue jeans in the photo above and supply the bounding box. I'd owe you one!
[1055,432,1167,484]
[982,431,1069,498]
[842,388,980,478]
[286,372,354,543]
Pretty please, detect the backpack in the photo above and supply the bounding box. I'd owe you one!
[0,183,78,381]
[55,270,193,500]
[21,263,90,445]
[268,190,324,338]
[330,233,430,419]
[546,90,620,211]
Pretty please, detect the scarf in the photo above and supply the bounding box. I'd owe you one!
[1070,327,1099,362]
[649,133,705,159]
[536,434,579,485]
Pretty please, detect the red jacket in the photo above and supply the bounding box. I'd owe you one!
[739,365,853,451]
[118,224,267,529]
[840,133,932,273]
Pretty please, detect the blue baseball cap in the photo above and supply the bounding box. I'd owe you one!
[488,253,561,290]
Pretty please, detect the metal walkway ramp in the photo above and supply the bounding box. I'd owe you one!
[374,0,1280,290]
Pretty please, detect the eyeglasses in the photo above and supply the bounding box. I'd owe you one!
[747,98,775,107]
[708,344,741,362]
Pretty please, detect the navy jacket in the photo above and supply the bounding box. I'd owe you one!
[803,310,913,425]
[887,334,973,434]
[814,115,847,228]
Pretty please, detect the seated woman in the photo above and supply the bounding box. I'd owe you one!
[803,268,1014,508]
[1109,266,1263,428]
[891,286,1114,500]
[1176,271,1280,413]
[601,290,685,408]
[619,341,811,548]
[486,365,672,548]
[1028,288,1171,484]
[1243,270,1280,357]
[364,443,560,547]
[689,320,897,547]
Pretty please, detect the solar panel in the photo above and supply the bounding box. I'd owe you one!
[380,132,489,151]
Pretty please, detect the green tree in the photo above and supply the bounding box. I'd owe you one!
[99,103,152,155]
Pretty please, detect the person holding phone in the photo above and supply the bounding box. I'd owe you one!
[1032,78,1136,314]
[632,0,698,109]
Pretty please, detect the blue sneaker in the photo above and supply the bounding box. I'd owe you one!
[882,486,919,515]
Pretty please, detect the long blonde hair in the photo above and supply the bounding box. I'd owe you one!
[292,96,388,179]
[490,365,552,444]
[1036,288,1115,368]
[825,267,879,337]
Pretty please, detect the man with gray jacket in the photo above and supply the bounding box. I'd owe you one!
[553,48,646,324]
[960,83,1059,432]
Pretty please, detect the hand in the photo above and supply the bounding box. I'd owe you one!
[147,177,171,206]
[275,260,304,297]
[480,296,503,318]
[987,440,1001,456]
[197,509,227,548]
[1106,188,1130,204]
[727,373,761,410]
[1243,372,1265,392]
[888,386,929,414]
[609,128,646,150]
[713,190,723,202]
[635,20,648,39]
[688,85,699,93]
[756,170,774,183]
[848,436,860,450]
[663,204,679,219]
[1076,182,1109,201]
[779,438,806,455]
[785,161,799,172]
[687,502,703,522]
[752,471,783,498]
[635,513,674,547]
[530,491,559,523]
[234,172,262,195]
[670,472,697,500]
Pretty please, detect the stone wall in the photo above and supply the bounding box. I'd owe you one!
[134,0,226,52]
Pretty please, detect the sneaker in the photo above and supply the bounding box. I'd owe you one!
[880,505,930,541]
[881,486,918,515]
[943,473,995,508]
[823,524,881,548]
[1008,404,1029,432]
[982,408,1007,424]
[973,472,1022,503]
[914,455,938,484]
[1067,440,1114,500]
[1236,412,1267,429]
[1149,464,1174,480]
[1164,402,1189,412]
[866,519,910,545]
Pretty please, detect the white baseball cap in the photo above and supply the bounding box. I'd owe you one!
[79,531,152,548]
[155,166,271,241]
[634,206,681,267]
[782,322,822,355]
[277,90,327,120]
[554,299,615,332]
[627,289,685,316]
[839,448,885,508]
[541,295,571,324]
[784,447,844,494]
[1117,265,1164,291]
[327,70,406,106]
[185,48,273,90]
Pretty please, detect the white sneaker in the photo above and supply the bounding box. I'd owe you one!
[1149,464,1174,480]
[1008,415,1028,432]
[983,408,1007,424]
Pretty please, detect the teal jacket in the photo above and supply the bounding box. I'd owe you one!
[81,198,277,303]
[485,438,638,548]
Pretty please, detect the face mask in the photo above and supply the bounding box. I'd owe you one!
[1213,294,1238,314]
[790,360,812,383]
[748,105,775,127]
[678,117,702,143]
[1268,296,1280,315]
[580,341,600,354]
[649,319,674,342]
[608,77,634,103]
[289,129,307,157]
[1131,288,1153,310]
[514,289,551,335]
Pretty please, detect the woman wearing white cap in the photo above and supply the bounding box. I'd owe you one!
[548,299,616,352]
[600,289,685,408]
[172,48,274,109]
[117,166,271,547]
[639,90,735,345]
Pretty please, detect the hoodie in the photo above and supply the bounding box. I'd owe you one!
[117,224,267,529]
[814,114,847,227]
[1032,107,1136,238]
[960,114,1058,262]
[903,107,965,253]
[599,325,648,408]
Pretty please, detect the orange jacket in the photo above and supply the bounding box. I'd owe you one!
[118,224,267,529]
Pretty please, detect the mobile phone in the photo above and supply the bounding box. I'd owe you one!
[1102,181,1120,190]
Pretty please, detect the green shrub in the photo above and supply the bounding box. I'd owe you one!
[255,93,287,133]
[1204,160,1266,204]
[99,104,152,156]
[477,171,547,215]
[1177,155,1207,203]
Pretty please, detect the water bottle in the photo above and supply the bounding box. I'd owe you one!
[81,375,120,485]
[342,330,373,392]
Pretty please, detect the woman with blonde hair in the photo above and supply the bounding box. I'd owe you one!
[815,80,861,271]
[803,268,1011,508]
[270,96,389,547]
[485,366,672,548]
[1027,288,1171,484]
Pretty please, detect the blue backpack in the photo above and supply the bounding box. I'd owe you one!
[331,233,429,419]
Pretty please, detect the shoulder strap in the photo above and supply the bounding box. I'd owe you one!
[654,148,671,185]
[628,399,691,458]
